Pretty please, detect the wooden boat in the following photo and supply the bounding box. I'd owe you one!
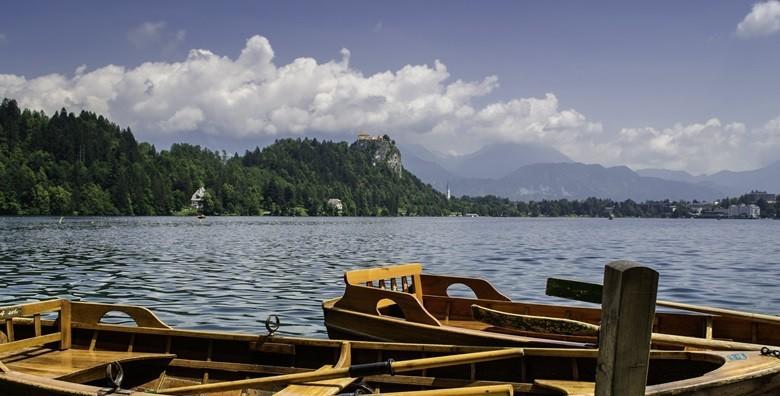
[3,299,780,396]
[322,263,780,350]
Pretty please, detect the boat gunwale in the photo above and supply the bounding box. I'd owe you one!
[324,297,589,348]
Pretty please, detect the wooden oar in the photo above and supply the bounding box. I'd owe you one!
[158,347,526,395]
[472,304,598,336]
[380,384,515,396]
[471,304,768,351]
[546,278,780,326]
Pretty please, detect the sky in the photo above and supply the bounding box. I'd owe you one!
[1,1,779,175]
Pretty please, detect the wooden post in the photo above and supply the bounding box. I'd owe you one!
[595,261,658,396]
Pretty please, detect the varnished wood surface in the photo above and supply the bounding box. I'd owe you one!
[378,384,515,396]
[273,365,357,396]
[325,263,780,350]
[344,263,425,301]
[535,379,595,396]
[325,298,585,348]
[3,298,780,395]
[547,277,780,326]
[274,342,354,396]
[470,304,769,351]
[4,347,175,382]
[333,284,441,326]
[70,301,171,329]
[420,274,511,301]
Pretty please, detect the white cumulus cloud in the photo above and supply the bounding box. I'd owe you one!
[737,1,780,38]
[0,35,598,155]
[1,35,778,174]
[585,118,780,175]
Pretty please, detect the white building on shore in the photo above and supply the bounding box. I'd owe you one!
[727,203,760,219]
[191,186,206,211]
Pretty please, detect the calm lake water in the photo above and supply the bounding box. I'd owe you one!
[1,216,778,336]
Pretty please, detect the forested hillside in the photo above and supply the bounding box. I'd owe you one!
[3,99,775,218]
[0,99,448,216]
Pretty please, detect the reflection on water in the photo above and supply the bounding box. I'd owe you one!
[1,216,778,336]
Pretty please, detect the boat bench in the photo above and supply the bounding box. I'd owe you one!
[344,263,510,302]
[337,263,511,325]
[0,299,175,384]
[2,347,175,384]
[275,365,357,396]
[534,379,595,395]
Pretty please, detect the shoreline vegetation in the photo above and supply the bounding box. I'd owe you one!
[2,99,779,219]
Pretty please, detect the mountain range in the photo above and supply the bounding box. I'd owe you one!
[636,162,780,197]
[401,143,779,202]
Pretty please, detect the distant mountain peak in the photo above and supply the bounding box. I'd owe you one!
[401,141,574,191]
[447,142,572,179]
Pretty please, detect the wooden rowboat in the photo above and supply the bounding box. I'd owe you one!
[322,263,780,351]
[3,299,780,395]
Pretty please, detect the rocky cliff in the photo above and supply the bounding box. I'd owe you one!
[352,136,403,178]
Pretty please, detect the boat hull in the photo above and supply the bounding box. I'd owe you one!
[3,299,780,396]
[324,297,590,348]
[323,263,780,351]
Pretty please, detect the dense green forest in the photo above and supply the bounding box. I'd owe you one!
[0,98,447,216]
[1,98,777,218]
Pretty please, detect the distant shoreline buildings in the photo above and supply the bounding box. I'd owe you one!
[684,190,775,219]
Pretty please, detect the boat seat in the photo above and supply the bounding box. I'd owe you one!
[442,319,492,331]
[274,365,358,396]
[1,346,175,384]
[533,379,595,395]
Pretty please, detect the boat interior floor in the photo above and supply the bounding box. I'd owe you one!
[0,346,176,384]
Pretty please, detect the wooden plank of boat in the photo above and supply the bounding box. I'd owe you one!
[4,348,175,384]
[273,365,358,396]
[274,341,355,396]
[471,304,769,351]
[534,380,594,396]
[546,278,780,326]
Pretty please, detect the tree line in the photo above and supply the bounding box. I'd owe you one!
[2,98,777,218]
[0,98,448,216]
[450,195,779,218]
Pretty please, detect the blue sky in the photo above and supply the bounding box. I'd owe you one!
[1,1,779,174]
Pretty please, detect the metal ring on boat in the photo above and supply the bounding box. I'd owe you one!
[265,314,281,335]
[106,361,124,389]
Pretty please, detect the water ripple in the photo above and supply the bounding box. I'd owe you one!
[1,217,778,336]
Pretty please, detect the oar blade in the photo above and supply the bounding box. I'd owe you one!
[545,278,603,304]
[472,305,599,336]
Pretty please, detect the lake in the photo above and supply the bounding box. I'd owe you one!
[1,216,778,337]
